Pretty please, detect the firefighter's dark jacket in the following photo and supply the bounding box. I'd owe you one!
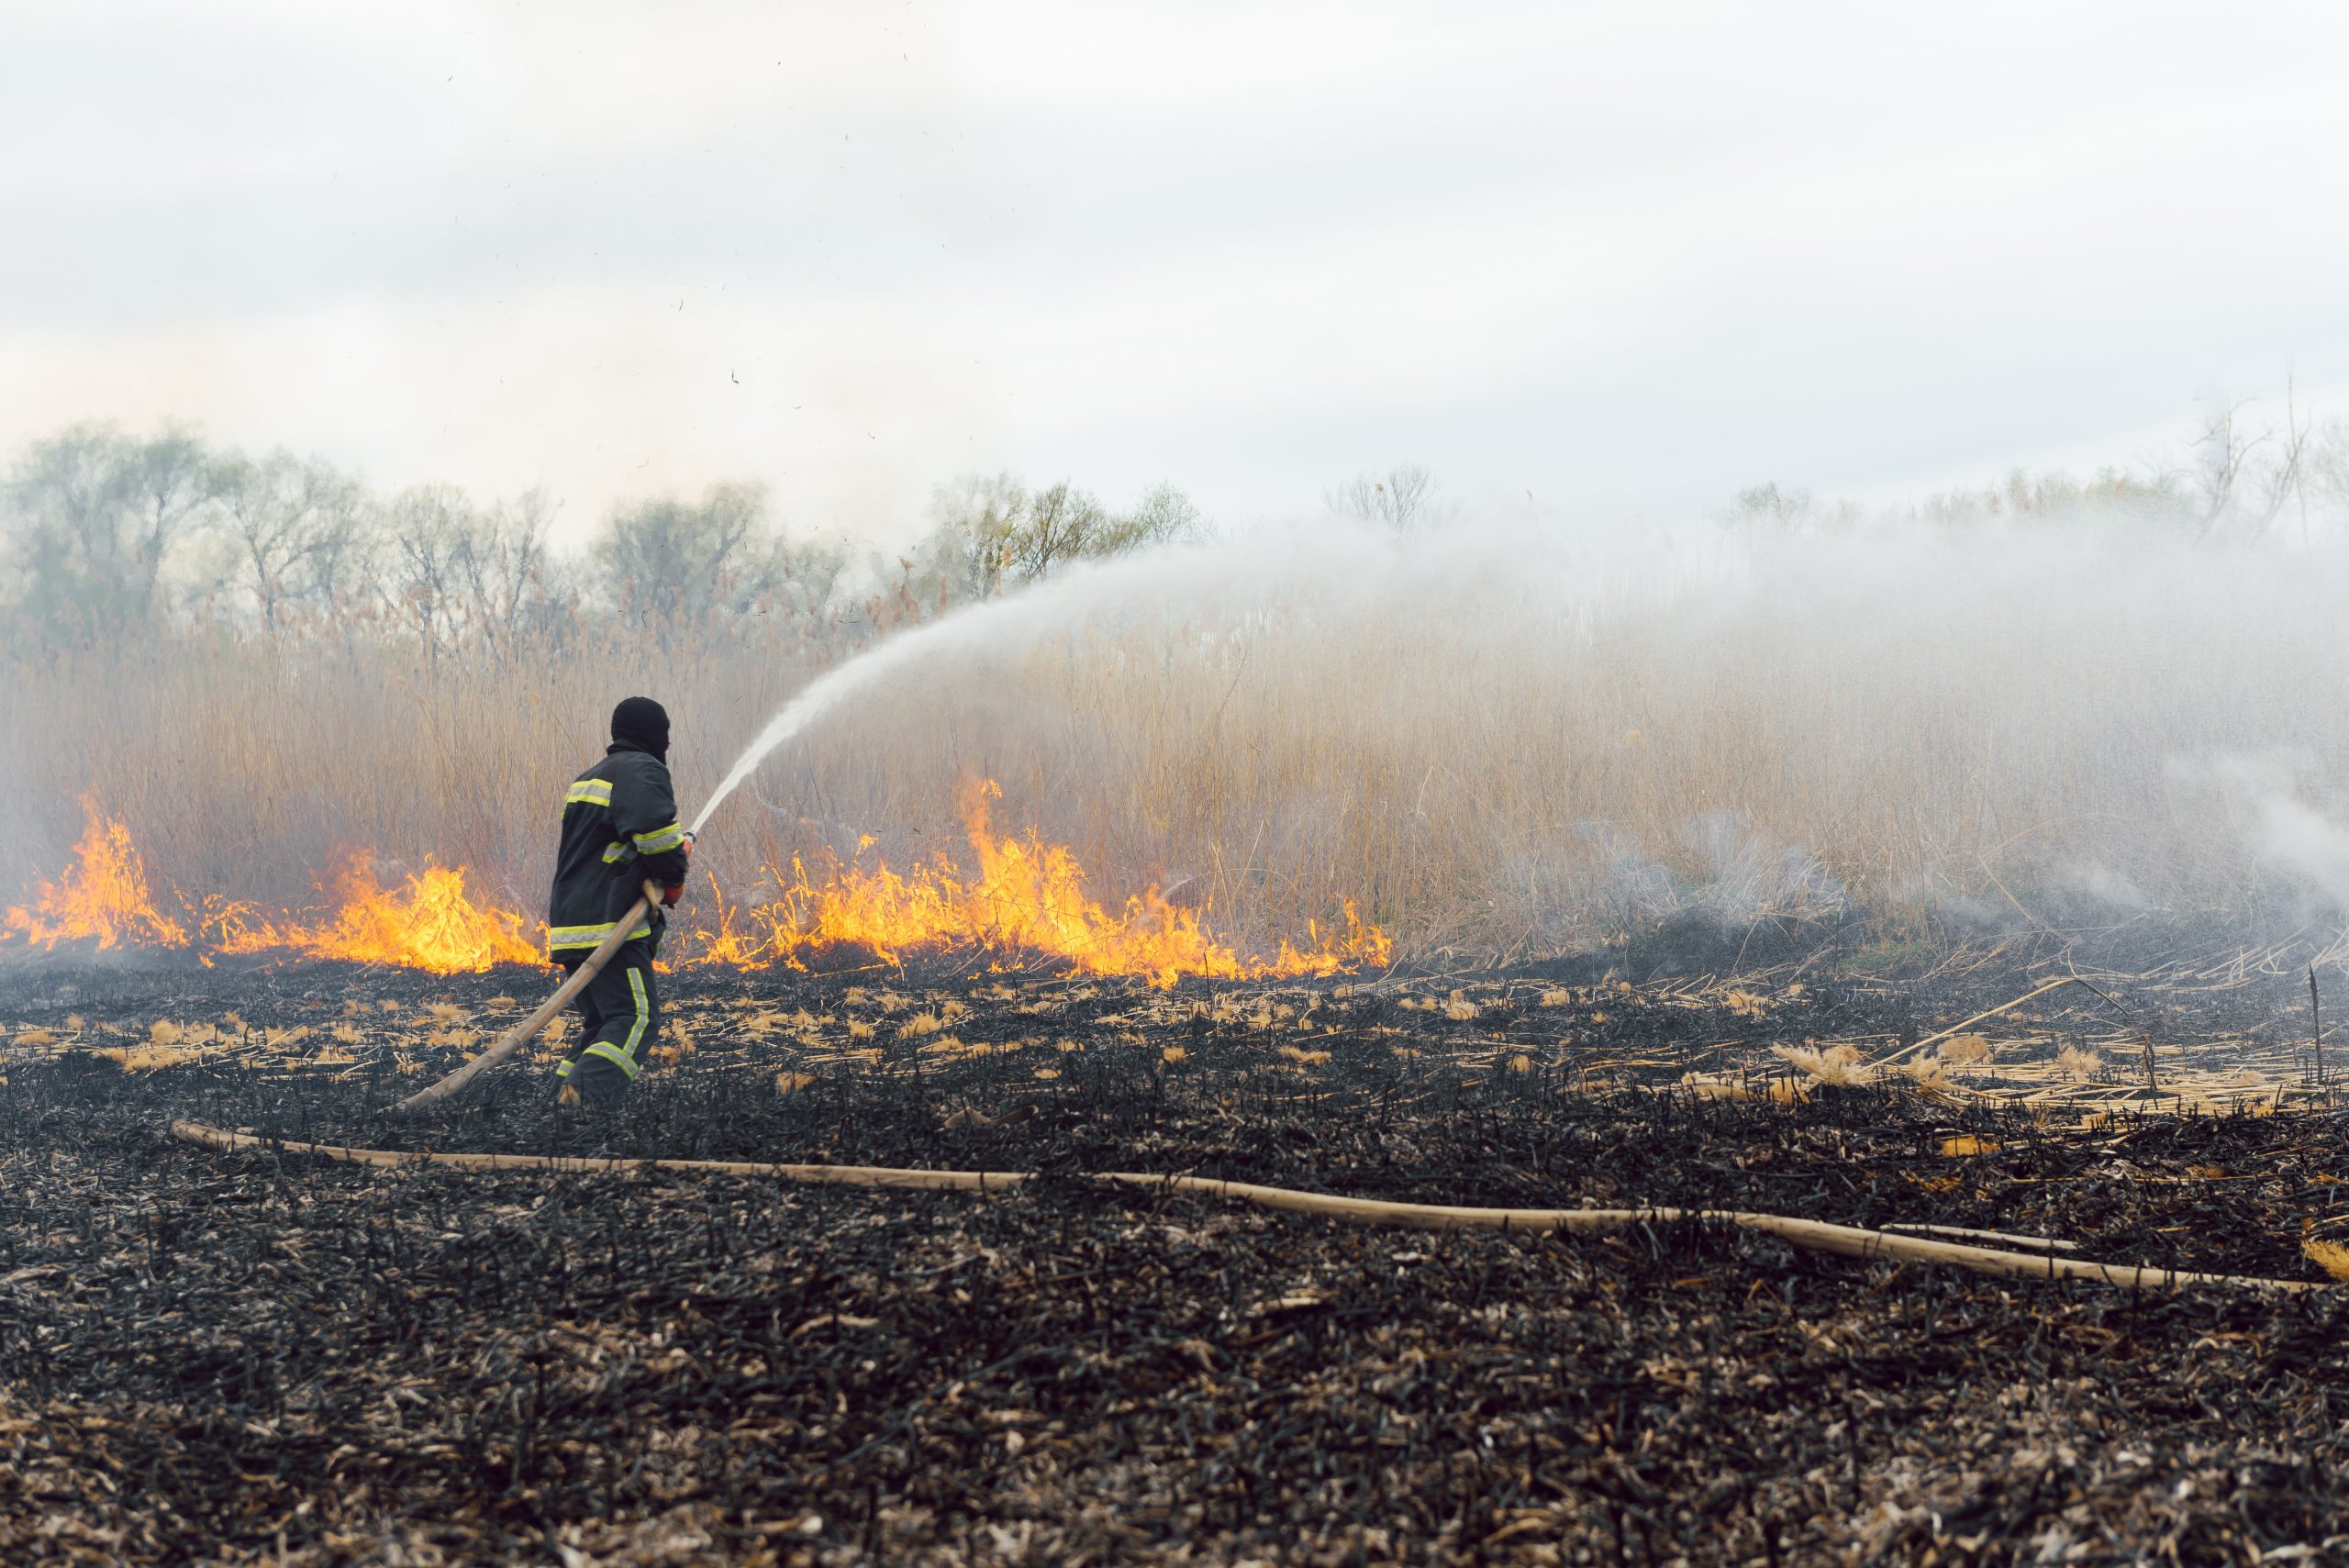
[548,740,689,953]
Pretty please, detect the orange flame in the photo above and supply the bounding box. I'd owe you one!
[693,782,1389,986]
[7,788,1389,984]
[2,799,189,951]
[212,857,542,974]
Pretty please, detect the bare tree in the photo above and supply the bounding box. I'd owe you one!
[1326,463,1447,531]
[117,429,216,606]
[1106,481,1206,550]
[210,450,368,633]
[2307,418,2349,530]
[1728,482,1816,529]
[914,473,1207,604]
[382,484,468,661]
[590,483,770,625]
[915,472,1029,599]
[2248,376,2314,540]
[2188,400,2269,536]
[2172,389,2331,540]
[452,488,570,658]
[3,423,217,645]
[1006,483,1112,581]
[588,482,845,638]
[759,529,851,622]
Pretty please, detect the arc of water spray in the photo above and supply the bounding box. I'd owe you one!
[689,526,1364,838]
[398,527,1382,1112]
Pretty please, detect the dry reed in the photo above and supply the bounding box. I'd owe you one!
[11,527,2349,961]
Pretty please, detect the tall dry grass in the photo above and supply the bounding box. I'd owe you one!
[732,521,2349,954]
[9,518,2349,960]
[0,631,818,917]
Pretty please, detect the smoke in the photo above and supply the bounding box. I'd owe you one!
[1574,816,1844,929]
[20,472,2349,962]
[2167,752,2349,918]
[691,493,2349,953]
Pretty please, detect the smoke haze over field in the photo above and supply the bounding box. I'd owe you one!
[718,506,2349,951]
[8,2,2349,538]
[19,481,2349,963]
[17,5,2349,962]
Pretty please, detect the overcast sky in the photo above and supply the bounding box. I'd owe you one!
[6,0,2348,543]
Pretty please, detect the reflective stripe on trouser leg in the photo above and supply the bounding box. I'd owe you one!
[583,964,649,1081]
[558,937,657,1096]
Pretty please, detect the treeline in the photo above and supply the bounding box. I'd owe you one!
[1731,396,2349,536]
[0,423,1212,662]
[28,392,2338,668]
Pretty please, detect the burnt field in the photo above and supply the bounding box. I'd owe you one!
[5,946,2349,1564]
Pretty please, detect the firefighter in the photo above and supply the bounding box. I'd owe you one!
[549,695,691,1107]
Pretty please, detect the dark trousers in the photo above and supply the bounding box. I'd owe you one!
[555,936,660,1106]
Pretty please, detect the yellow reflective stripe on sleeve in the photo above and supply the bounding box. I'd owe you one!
[546,918,654,951]
[631,822,686,854]
[601,840,636,863]
[553,1058,573,1078]
[564,779,614,807]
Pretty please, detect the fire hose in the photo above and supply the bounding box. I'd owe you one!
[390,875,666,1115]
[168,1119,2319,1292]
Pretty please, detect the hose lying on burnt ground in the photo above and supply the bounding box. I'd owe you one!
[169,1119,2320,1292]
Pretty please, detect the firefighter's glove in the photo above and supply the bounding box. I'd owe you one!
[662,881,685,907]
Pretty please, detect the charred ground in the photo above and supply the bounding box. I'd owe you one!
[4,942,2348,1563]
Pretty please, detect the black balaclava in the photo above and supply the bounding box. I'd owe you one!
[610,696,671,762]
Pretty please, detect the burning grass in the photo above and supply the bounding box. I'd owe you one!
[28,526,2349,973]
[0,796,186,951]
[3,791,1391,987]
[211,857,542,973]
[691,784,1388,986]
[0,801,532,975]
